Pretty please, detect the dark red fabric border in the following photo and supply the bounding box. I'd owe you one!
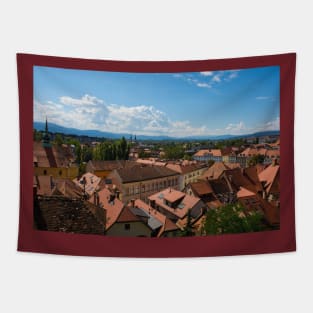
[17,53,296,257]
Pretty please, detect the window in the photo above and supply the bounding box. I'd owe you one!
[58,170,62,176]
[43,170,47,175]
[124,223,130,231]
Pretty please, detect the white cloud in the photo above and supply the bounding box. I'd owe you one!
[212,74,222,82]
[256,96,270,100]
[200,71,213,76]
[262,117,280,131]
[225,121,246,133]
[196,82,211,89]
[34,94,279,138]
[34,95,212,137]
[60,94,104,106]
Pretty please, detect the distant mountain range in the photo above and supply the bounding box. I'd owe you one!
[33,121,279,141]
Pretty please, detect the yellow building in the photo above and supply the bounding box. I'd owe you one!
[33,119,79,179]
[107,165,180,204]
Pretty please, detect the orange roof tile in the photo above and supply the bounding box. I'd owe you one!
[194,149,222,157]
[73,172,101,196]
[90,187,124,230]
[149,188,201,219]
[237,187,256,198]
[201,162,229,180]
[258,164,280,194]
[164,189,185,203]
[189,181,213,196]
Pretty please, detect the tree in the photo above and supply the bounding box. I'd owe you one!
[33,129,42,142]
[248,154,265,166]
[179,209,195,237]
[201,204,265,235]
[54,133,64,146]
[164,144,184,160]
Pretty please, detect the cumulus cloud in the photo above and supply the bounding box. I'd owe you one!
[34,95,212,137]
[225,121,246,133]
[34,94,279,137]
[200,71,213,76]
[196,82,211,89]
[60,94,104,106]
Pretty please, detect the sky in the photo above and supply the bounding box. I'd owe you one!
[34,65,280,138]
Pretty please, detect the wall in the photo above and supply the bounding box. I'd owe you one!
[1,1,311,313]
[106,221,151,237]
[34,166,79,179]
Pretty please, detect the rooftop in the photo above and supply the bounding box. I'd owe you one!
[33,141,76,168]
[35,195,105,235]
[111,165,178,183]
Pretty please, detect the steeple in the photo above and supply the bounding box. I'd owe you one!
[42,117,51,147]
[45,117,48,133]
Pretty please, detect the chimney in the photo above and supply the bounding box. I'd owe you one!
[272,158,278,166]
[150,199,156,208]
[93,192,99,206]
[50,175,54,190]
[109,194,115,203]
[131,199,135,208]
[115,190,120,200]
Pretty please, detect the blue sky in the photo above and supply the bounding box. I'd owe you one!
[34,65,279,137]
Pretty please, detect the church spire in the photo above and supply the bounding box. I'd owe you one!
[45,117,48,133]
[42,117,51,147]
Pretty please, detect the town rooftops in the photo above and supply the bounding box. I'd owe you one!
[111,165,178,183]
[166,162,207,175]
[34,195,105,235]
[149,188,202,219]
[189,181,214,196]
[237,187,256,198]
[73,172,101,196]
[258,164,280,194]
[33,141,75,168]
[136,159,167,167]
[193,149,222,157]
[201,162,240,180]
[34,176,83,198]
[163,189,185,203]
[87,160,138,171]
[128,199,178,236]
[91,187,124,230]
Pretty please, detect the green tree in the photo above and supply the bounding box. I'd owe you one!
[179,209,195,237]
[33,129,43,142]
[54,133,64,146]
[164,144,184,160]
[248,154,265,166]
[202,204,265,235]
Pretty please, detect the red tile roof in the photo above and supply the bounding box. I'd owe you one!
[258,164,280,194]
[194,149,222,157]
[237,187,256,198]
[87,160,138,171]
[164,189,185,203]
[201,162,230,180]
[149,188,202,219]
[33,142,75,168]
[73,172,101,196]
[116,206,142,223]
[91,187,124,230]
[129,199,178,237]
[111,165,178,183]
[166,162,207,175]
[189,181,214,196]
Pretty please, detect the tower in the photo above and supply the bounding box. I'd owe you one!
[42,117,52,148]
